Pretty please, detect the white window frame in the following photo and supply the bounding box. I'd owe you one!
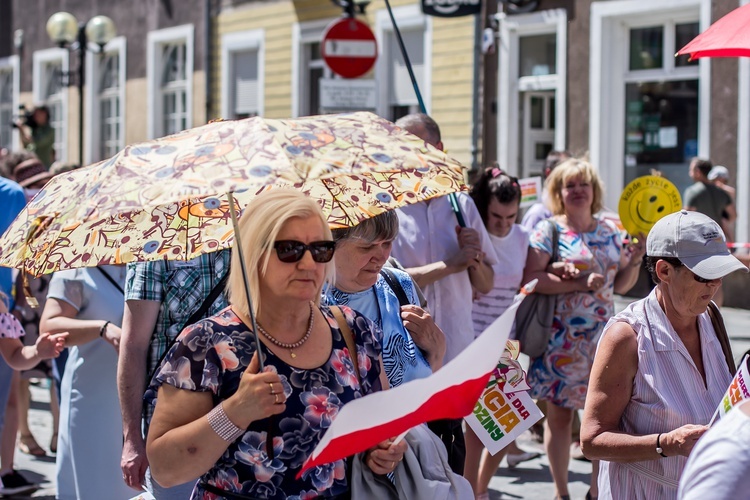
[33,48,69,163]
[738,0,750,244]
[375,4,432,118]
[85,36,126,164]
[590,0,710,210]
[496,8,567,177]
[0,55,20,151]
[147,24,194,139]
[221,29,265,119]
[292,18,336,118]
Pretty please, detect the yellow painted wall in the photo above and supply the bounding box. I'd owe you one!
[213,0,477,167]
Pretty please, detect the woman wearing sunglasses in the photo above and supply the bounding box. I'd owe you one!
[144,190,405,499]
[581,210,747,500]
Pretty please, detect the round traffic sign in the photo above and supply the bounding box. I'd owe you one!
[321,17,378,79]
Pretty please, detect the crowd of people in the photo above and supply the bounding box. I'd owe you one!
[0,109,748,500]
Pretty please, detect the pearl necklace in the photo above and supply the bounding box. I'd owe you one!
[256,302,314,359]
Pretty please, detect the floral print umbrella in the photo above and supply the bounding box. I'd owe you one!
[0,112,466,276]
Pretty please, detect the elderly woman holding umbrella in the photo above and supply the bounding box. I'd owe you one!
[581,210,745,499]
[145,190,406,499]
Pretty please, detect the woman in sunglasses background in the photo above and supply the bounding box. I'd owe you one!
[581,210,748,500]
[144,189,406,499]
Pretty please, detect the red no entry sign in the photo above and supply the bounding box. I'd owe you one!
[321,17,378,79]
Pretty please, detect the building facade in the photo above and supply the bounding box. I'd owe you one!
[0,0,209,167]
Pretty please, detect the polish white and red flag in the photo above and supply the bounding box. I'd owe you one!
[298,285,526,476]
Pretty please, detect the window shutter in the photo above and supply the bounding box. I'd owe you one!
[233,50,259,116]
[390,30,424,106]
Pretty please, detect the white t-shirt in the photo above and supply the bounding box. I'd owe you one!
[392,193,499,363]
[678,401,750,499]
[472,224,529,338]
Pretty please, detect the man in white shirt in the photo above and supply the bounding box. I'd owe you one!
[392,113,497,364]
[391,114,498,475]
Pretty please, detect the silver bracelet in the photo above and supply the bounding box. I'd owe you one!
[207,402,245,442]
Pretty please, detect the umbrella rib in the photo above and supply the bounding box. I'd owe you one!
[319,179,354,227]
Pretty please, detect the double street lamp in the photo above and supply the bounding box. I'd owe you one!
[46,12,116,167]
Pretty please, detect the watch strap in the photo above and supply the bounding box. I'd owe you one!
[656,433,667,458]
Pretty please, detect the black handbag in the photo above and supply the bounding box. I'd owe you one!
[514,219,559,358]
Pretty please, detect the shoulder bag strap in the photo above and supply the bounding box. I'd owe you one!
[707,301,736,374]
[181,270,230,333]
[147,269,230,384]
[548,219,560,263]
[96,267,124,295]
[331,306,360,385]
[379,268,411,307]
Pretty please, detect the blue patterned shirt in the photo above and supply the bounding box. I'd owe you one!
[322,269,432,388]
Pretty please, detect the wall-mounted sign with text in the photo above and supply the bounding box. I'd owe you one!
[421,0,481,17]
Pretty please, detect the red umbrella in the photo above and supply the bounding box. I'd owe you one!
[677,3,750,60]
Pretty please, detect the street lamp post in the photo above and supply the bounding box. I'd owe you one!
[46,12,116,167]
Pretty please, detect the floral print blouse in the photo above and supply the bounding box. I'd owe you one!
[146,305,383,499]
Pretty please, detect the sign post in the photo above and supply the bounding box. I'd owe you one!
[321,18,378,79]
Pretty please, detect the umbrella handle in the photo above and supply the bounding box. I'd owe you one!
[448,193,466,228]
[226,192,266,371]
[227,192,276,460]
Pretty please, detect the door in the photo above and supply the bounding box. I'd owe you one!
[522,91,555,177]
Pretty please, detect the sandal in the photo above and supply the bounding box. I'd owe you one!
[18,434,45,457]
[50,433,58,454]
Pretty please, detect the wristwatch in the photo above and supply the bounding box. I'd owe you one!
[656,433,667,458]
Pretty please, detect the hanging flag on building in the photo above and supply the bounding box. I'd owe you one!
[421,0,481,18]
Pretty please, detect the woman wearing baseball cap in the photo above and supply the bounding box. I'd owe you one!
[580,210,747,500]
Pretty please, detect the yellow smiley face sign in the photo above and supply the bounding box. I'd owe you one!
[618,176,682,235]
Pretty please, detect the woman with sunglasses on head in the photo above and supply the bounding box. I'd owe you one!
[581,210,747,500]
[145,190,406,499]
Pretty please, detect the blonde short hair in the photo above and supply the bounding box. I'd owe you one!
[228,189,335,318]
[545,158,604,216]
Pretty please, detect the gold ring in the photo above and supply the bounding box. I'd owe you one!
[274,393,280,404]
[268,382,274,394]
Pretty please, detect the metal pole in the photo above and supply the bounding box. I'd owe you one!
[77,23,86,167]
[226,192,265,372]
[384,0,426,114]
[383,0,465,226]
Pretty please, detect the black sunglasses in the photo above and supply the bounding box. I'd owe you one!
[273,240,336,263]
[662,258,719,284]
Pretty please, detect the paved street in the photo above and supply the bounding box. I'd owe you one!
[10,295,750,499]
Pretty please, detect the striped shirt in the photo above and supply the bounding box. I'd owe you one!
[597,289,732,500]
